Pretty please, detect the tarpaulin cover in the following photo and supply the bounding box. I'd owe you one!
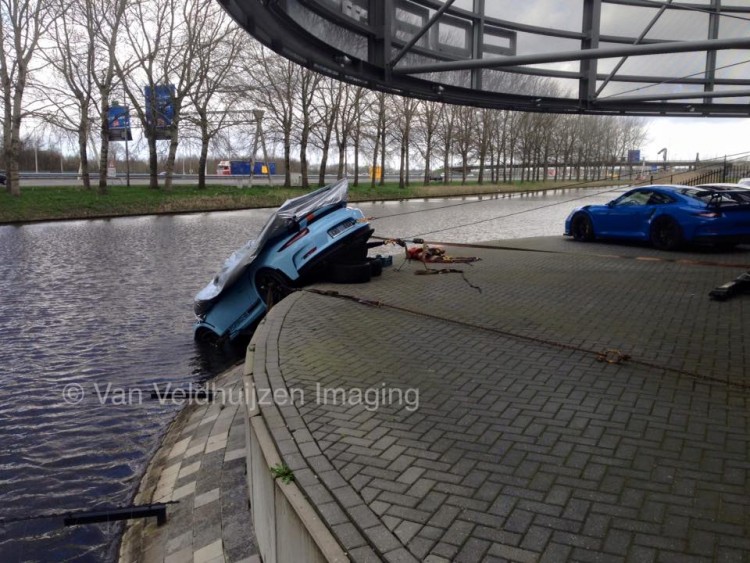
[194,179,349,314]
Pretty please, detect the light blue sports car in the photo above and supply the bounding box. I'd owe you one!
[194,179,374,344]
[565,185,750,250]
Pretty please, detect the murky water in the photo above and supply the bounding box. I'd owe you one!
[0,186,623,561]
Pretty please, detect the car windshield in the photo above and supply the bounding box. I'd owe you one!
[612,190,652,206]
[680,187,750,205]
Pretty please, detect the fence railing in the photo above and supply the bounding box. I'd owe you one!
[682,164,750,186]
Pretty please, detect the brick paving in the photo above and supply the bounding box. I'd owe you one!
[119,365,258,563]
[251,238,750,562]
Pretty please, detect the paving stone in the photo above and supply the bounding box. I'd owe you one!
[194,487,221,509]
[194,539,224,563]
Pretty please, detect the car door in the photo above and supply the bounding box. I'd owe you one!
[600,189,655,238]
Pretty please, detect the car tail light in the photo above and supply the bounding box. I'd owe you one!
[696,211,721,218]
[303,247,317,259]
[279,228,309,251]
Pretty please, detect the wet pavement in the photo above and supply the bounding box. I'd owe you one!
[246,237,750,562]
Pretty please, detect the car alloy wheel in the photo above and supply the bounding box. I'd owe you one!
[571,213,594,242]
[255,269,291,310]
[650,217,683,251]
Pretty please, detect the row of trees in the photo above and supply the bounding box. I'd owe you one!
[1,0,649,197]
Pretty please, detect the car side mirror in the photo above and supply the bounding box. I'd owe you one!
[607,201,615,208]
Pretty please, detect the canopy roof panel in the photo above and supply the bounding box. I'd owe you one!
[220,0,750,116]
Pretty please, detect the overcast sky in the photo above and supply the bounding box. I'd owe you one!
[642,117,748,162]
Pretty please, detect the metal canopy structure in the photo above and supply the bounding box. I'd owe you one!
[219,0,750,117]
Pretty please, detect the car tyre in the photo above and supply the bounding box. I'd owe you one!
[255,269,292,309]
[195,326,222,347]
[328,261,372,284]
[571,213,595,242]
[650,216,683,251]
[714,242,736,251]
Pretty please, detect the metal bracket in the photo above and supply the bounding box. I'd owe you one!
[63,504,169,527]
[709,272,750,301]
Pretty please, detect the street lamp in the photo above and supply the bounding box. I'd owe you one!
[657,147,667,171]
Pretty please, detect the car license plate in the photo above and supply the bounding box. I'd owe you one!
[328,218,356,238]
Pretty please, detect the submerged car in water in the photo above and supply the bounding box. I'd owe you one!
[194,179,374,344]
[565,185,750,250]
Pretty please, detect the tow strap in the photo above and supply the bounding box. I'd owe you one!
[370,235,750,270]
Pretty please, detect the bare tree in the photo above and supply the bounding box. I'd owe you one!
[393,95,418,188]
[157,0,227,190]
[89,0,128,194]
[365,91,387,188]
[414,100,442,185]
[0,0,54,195]
[116,0,174,189]
[453,106,477,184]
[312,77,342,186]
[187,10,245,189]
[297,67,321,189]
[40,0,97,191]
[242,41,299,187]
[476,108,494,184]
[334,84,365,179]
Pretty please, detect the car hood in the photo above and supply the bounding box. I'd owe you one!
[195,178,349,308]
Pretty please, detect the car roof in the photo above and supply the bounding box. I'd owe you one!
[695,183,749,190]
[630,184,688,192]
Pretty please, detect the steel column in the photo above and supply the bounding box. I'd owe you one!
[580,0,602,103]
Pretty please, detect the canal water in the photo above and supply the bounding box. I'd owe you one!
[0,186,622,561]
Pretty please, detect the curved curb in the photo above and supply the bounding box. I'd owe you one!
[244,292,351,563]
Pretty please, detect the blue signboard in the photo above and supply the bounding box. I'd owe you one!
[108,104,132,141]
[627,149,641,163]
[144,85,175,139]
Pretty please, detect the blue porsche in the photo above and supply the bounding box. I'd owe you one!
[565,185,750,250]
[194,179,374,344]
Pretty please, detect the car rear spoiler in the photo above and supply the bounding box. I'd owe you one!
[703,190,750,207]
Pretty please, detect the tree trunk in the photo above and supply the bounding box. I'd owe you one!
[7,128,21,196]
[423,130,432,185]
[379,125,386,187]
[284,140,292,187]
[337,142,345,179]
[399,136,406,188]
[198,124,209,190]
[78,117,91,191]
[370,123,380,189]
[164,126,180,191]
[300,119,310,189]
[97,98,110,194]
[319,144,329,187]
[148,135,159,189]
[353,127,360,187]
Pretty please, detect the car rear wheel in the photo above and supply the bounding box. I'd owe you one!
[255,269,292,310]
[571,213,595,242]
[650,216,683,250]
